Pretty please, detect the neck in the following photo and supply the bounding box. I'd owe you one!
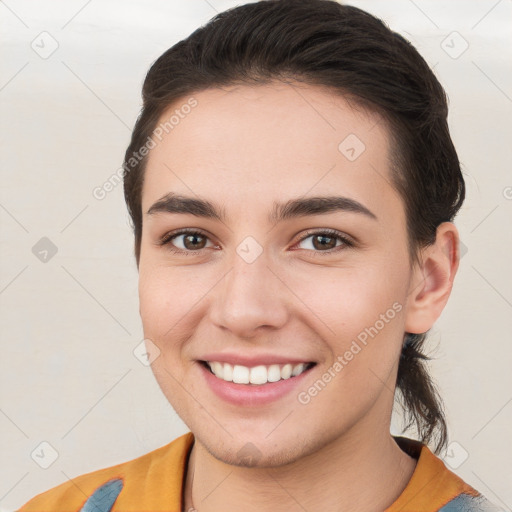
[183,422,417,512]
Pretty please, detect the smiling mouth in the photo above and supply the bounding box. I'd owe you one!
[200,360,316,385]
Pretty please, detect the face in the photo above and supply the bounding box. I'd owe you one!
[138,82,418,467]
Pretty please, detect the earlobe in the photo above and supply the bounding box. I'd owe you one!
[404,222,460,334]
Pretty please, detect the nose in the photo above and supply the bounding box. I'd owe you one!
[208,251,290,339]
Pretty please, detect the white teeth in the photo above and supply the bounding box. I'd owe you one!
[267,364,281,382]
[292,363,305,376]
[281,363,292,379]
[223,363,233,382]
[211,361,224,379]
[206,361,311,385]
[250,365,268,385]
[232,365,249,384]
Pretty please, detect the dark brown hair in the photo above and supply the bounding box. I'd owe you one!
[123,0,465,455]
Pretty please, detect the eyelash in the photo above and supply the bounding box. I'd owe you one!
[157,228,354,256]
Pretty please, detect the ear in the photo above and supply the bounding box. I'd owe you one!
[404,222,460,334]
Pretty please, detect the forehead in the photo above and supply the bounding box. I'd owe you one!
[141,82,402,224]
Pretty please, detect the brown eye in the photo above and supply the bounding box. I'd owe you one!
[296,229,353,253]
[311,234,338,250]
[159,229,214,254]
[181,233,207,250]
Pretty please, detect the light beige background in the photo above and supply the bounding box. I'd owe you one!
[1,0,511,510]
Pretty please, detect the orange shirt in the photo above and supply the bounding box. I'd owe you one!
[18,433,502,512]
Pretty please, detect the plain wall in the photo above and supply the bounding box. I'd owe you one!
[1,0,511,510]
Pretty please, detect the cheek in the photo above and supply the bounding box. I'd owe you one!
[138,265,202,336]
[288,261,408,341]
[138,267,203,407]
[138,263,220,382]
[292,266,407,423]
[289,261,408,394]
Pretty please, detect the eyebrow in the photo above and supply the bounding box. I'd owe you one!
[145,193,377,223]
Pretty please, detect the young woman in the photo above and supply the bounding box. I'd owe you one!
[18,1,504,511]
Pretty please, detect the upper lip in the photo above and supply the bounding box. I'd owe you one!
[198,352,316,367]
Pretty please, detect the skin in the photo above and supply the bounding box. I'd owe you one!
[138,82,460,512]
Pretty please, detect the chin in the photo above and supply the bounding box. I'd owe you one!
[196,427,327,469]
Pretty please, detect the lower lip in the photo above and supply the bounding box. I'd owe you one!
[198,362,314,406]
